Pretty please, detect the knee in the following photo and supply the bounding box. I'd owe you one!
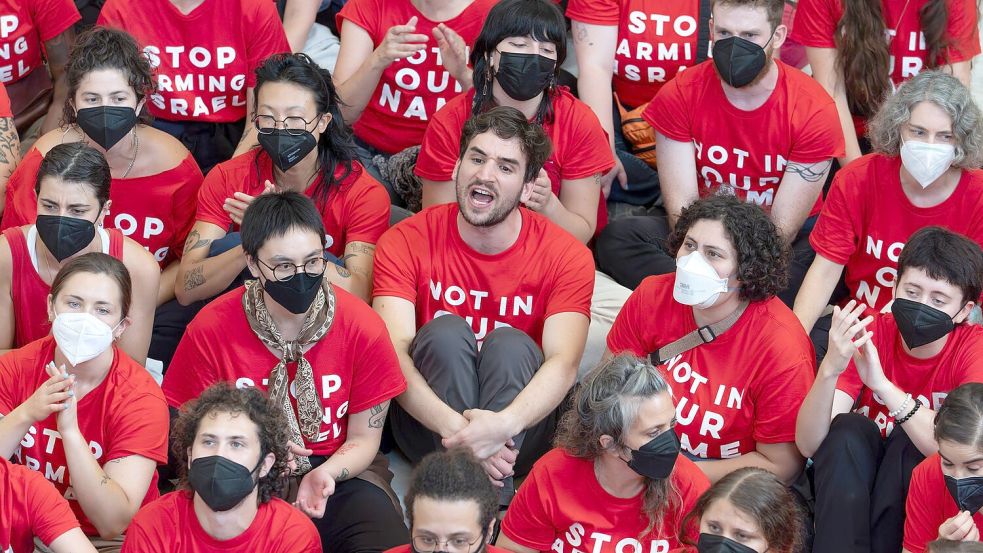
[596,217,645,255]
[483,327,542,362]
[815,413,881,462]
[411,315,476,365]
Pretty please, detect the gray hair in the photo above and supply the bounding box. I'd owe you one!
[868,69,983,168]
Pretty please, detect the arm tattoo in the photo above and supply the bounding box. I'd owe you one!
[353,243,376,255]
[334,254,355,278]
[184,230,212,252]
[573,23,593,46]
[100,474,112,486]
[183,266,205,291]
[784,160,833,183]
[368,403,386,429]
[334,442,358,456]
[337,467,350,481]
[593,173,602,188]
[0,117,19,180]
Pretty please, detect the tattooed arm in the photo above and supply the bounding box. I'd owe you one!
[41,28,75,134]
[772,158,833,244]
[0,114,20,212]
[323,241,376,303]
[174,221,249,305]
[295,401,391,518]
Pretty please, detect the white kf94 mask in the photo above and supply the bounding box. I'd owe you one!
[900,139,956,188]
[52,312,120,366]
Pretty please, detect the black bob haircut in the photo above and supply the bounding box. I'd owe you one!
[240,191,326,258]
[897,226,983,306]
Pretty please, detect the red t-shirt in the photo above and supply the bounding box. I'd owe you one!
[415,87,615,232]
[97,0,289,123]
[1,147,202,266]
[566,0,702,107]
[903,453,983,553]
[386,546,512,553]
[810,154,983,313]
[337,0,497,154]
[196,150,390,256]
[0,82,11,117]
[122,491,321,553]
[0,0,79,85]
[836,313,983,438]
[0,456,79,553]
[1,226,124,348]
[501,448,709,553]
[372,204,595,346]
[607,274,815,458]
[0,337,168,537]
[163,285,407,456]
[645,60,844,217]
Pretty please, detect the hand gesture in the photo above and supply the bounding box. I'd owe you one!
[600,157,627,199]
[480,440,518,488]
[374,17,428,67]
[295,466,336,518]
[442,409,514,460]
[939,511,980,541]
[433,23,469,83]
[522,168,554,212]
[49,363,78,433]
[853,336,889,394]
[824,300,873,376]
[224,181,275,225]
[20,362,74,423]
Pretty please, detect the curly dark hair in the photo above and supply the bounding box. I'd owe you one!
[62,27,155,126]
[459,106,552,184]
[405,448,499,534]
[667,194,788,302]
[171,384,290,504]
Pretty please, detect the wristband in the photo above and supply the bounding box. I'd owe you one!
[889,393,913,419]
[896,400,922,425]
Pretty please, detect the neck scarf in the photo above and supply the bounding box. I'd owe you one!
[242,279,335,475]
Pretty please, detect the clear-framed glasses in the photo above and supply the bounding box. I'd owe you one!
[258,256,329,281]
[253,114,322,136]
[411,535,483,553]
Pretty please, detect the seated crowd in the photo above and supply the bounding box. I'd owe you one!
[0,0,979,551]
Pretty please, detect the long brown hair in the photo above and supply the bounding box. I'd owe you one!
[835,0,950,118]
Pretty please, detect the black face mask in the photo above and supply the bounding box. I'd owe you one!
[258,129,318,172]
[494,51,556,102]
[36,215,96,262]
[697,534,758,553]
[712,36,769,88]
[945,474,983,514]
[891,298,956,349]
[625,429,680,480]
[76,106,138,150]
[188,455,262,512]
[262,271,324,315]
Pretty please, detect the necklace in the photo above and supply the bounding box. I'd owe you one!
[121,130,139,179]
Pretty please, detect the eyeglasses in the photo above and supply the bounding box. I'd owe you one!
[258,257,328,281]
[411,535,483,553]
[253,114,321,136]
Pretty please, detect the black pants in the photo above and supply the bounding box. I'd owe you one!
[811,413,924,553]
[595,211,817,307]
[149,299,209,371]
[152,118,245,175]
[315,478,408,553]
[390,315,552,481]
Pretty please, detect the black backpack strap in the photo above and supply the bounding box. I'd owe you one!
[696,0,713,63]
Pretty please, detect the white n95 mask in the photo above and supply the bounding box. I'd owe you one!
[52,312,119,366]
[673,251,730,309]
[900,139,956,188]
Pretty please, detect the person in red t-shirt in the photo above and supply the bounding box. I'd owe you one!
[0,0,78,138]
[98,0,290,173]
[596,0,843,307]
[606,194,814,485]
[374,107,594,501]
[793,70,983,363]
[498,354,710,553]
[164,191,409,552]
[0,81,20,203]
[417,0,613,243]
[791,0,979,166]
[334,0,495,204]
[796,227,983,553]
[123,383,321,553]
[386,449,509,553]
[0,253,169,549]
[673,467,806,553]
[0,456,96,553]
[176,53,388,307]
[903,383,983,553]
[0,143,160,364]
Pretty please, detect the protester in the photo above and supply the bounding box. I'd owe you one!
[0,82,20,198]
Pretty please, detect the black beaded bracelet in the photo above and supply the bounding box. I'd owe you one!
[896,400,922,425]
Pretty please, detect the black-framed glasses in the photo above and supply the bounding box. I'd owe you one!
[258,256,329,281]
[411,535,483,553]
[253,114,322,136]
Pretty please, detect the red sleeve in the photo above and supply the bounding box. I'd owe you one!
[371,223,422,302]
[345,302,408,413]
[790,0,839,48]
[243,0,291,87]
[0,350,25,414]
[195,162,235,230]
[544,238,594,320]
[415,103,466,182]
[120,501,161,553]
[606,280,656,357]
[341,168,390,246]
[500,461,558,551]
[107,379,169,465]
[25,467,81,546]
[789,90,844,163]
[270,507,323,553]
[0,84,11,118]
[95,0,119,25]
[750,340,815,444]
[565,0,620,26]
[337,0,384,43]
[1,149,43,232]
[557,99,616,180]
[903,457,945,553]
[162,321,217,409]
[674,460,711,543]
[29,0,81,42]
[645,76,692,142]
[943,0,981,63]
[808,161,864,264]
[168,155,204,260]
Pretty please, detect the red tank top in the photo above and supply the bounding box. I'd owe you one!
[4,226,125,347]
